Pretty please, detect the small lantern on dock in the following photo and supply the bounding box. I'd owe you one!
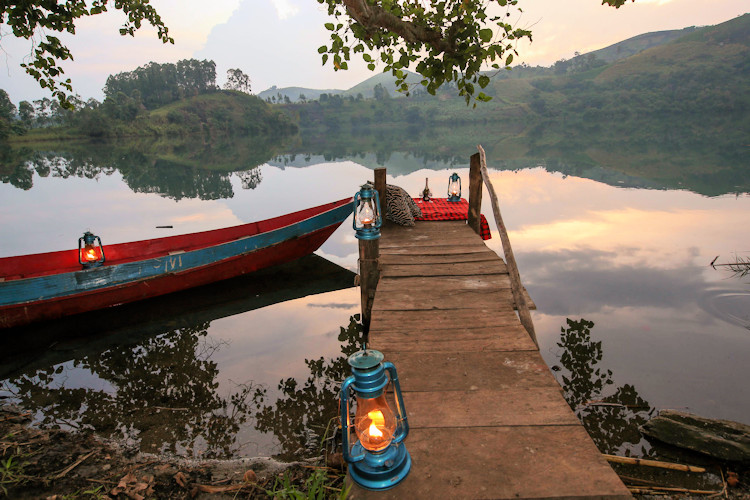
[340,349,411,490]
[447,172,462,202]
[78,231,105,268]
[353,184,382,240]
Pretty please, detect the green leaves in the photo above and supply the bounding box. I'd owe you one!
[2,0,173,108]
[316,0,533,106]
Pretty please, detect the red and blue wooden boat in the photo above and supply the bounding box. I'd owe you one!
[0,198,352,329]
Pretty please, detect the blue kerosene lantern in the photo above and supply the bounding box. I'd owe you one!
[340,349,411,490]
[78,231,105,268]
[447,172,462,202]
[353,184,382,240]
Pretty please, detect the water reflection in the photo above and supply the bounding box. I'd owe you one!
[0,255,358,459]
[551,318,654,456]
[3,124,746,198]
[4,324,258,458]
[252,314,364,461]
[0,133,282,199]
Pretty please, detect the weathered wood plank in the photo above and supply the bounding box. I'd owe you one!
[384,351,561,392]
[380,245,494,255]
[379,236,488,249]
[378,275,512,291]
[374,290,513,311]
[403,388,581,428]
[369,325,538,353]
[382,260,508,277]
[372,336,536,353]
[380,252,500,266]
[348,426,632,500]
[370,308,519,331]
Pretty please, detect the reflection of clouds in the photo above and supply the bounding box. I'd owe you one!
[519,248,706,316]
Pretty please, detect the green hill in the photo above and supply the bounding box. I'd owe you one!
[585,26,700,63]
[257,86,343,103]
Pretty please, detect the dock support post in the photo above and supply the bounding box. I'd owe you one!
[360,168,385,339]
[359,237,379,339]
[374,168,387,215]
[467,153,483,236]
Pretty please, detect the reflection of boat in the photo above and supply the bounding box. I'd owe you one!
[0,254,356,379]
[0,199,352,329]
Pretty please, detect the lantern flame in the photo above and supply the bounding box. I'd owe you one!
[83,246,99,262]
[357,202,375,226]
[368,410,385,438]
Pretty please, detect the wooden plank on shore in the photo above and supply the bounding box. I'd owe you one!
[348,426,632,500]
[403,388,581,428]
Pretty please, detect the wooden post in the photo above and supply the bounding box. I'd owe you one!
[360,168,385,339]
[477,145,538,348]
[359,237,379,338]
[467,153,483,236]
[374,168,387,217]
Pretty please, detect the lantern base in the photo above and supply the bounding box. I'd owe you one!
[447,195,461,202]
[349,441,411,491]
[355,228,381,240]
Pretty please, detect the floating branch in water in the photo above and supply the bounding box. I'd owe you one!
[710,254,750,279]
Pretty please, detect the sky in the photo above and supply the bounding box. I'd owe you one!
[0,0,747,104]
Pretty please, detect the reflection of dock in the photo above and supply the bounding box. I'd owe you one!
[351,157,630,498]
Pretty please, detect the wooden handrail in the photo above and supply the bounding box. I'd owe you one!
[477,145,538,347]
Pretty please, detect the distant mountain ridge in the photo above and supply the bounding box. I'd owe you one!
[255,19,734,102]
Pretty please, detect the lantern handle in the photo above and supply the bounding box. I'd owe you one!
[340,376,365,463]
[384,362,409,444]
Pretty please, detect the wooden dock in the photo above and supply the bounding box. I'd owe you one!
[348,169,631,498]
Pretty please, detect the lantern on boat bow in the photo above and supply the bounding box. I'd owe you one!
[447,172,462,202]
[340,349,411,490]
[353,184,382,240]
[78,231,105,268]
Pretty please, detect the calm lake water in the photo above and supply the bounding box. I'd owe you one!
[1,132,748,460]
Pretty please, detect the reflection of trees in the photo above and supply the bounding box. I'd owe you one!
[0,133,283,199]
[252,315,364,461]
[551,318,654,456]
[3,325,258,459]
[2,313,364,462]
[236,168,262,190]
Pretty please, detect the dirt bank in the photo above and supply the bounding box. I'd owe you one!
[0,405,346,499]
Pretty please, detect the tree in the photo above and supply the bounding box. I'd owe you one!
[1,1,172,108]
[224,68,252,94]
[0,90,18,139]
[2,0,633,106]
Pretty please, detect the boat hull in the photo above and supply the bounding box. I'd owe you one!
[0,199,352,329]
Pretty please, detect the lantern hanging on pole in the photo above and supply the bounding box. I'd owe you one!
[447,172,461,202]
[353,184,382,240]
[78,231,105,268]
[340,349,411,490]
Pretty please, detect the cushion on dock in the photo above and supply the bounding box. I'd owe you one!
[386,184,423,226]
[414,197,492,240]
